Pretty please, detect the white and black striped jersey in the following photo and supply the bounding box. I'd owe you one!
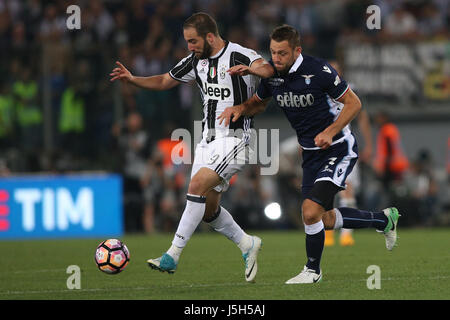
[169,41,262,144]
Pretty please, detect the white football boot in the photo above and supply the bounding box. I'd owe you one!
[242,236,262,282]
[285,266,322,284]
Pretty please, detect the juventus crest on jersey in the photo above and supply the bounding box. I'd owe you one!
[169,41,262,144]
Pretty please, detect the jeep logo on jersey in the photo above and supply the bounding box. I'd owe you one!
[276,92,314,108]
[202,83,232,100]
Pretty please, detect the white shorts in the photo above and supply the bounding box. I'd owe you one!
[191,137,252,193]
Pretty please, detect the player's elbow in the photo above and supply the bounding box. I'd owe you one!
[261,65,276,78]
[255,104,266,114]
[351,94,362,113]
[254,99,269,115]
[159,73,179,90]
[355,99,362,113]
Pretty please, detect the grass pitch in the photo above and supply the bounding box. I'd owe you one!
[1,228,449,300]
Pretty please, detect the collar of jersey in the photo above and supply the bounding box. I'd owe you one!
[289,53,304,74]
[209,40,229,60]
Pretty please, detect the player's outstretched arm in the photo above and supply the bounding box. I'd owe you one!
[227,59,275,78]
[110,61,179,91]
[314,88,362,149]
[217,94,270,126]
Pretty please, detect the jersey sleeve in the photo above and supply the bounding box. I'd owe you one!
[169,54,196,83]
[255,60,276,100]
[318,61,349,100]
[232,45,263,67]
[247,49,263,67]
[255,79,272,100]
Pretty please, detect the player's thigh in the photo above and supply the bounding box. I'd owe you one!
[192,137,251,193]
[188,167,222,195]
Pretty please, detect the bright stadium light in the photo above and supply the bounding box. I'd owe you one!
[264,202,282,220]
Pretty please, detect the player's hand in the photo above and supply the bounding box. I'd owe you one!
[217,106,243,127]
[227,65,251,76]
[314,131,333,149]
[110,61,134,82]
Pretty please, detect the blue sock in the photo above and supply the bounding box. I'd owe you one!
[304,221,325,274]
[337,207,388,231]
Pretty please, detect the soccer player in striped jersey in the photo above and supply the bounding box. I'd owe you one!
[110,12,274,282]
[219,25,400,284]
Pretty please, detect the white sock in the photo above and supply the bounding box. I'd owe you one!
[170,194,206,256]
[207,206,249,252]
[304,220,325,235]
[334,208,343,230]
[237,234,253,253]
[167,244,183,263]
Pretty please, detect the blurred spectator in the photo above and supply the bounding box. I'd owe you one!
[284,0,317,53]
[0,0,22,21]
[89,0,115,42]
[373,111,409,186]
[0,81,15,149]
[112,111,152,232]
[383,4,418,40]
[0,10,11,65]
[373,111,409,209]
[314,0,346,57]
[404,149,439,225]
[446,137,450,219]
[0,157,10,177]
[141,154,163,234]
[39,3,66,43]
[227,165,276,229]
[276,136,303,229]
[447,137,450,177]
[112,10,129,47]
[141,150,179,233]
[10,21,28,62]
[139,122,190,233]
[126,0,151,47]
[58,80,86,155]
[417,2,447,37]
[13,66,42,171]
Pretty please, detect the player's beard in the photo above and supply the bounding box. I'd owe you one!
[278,59,296,75]
[198,39,213,59]
[275,52,297,75]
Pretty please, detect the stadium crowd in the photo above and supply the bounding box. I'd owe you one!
[0,0,448,232]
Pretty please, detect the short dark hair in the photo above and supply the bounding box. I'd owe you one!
[270,24,301,48]
[183,12,219,38]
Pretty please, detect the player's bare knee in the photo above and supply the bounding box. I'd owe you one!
[188,178,206,196]
[302,212,320,225]
[301,200,322,225]
[302,206,317,225]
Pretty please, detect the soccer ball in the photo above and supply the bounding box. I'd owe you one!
[95,239,130,274]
